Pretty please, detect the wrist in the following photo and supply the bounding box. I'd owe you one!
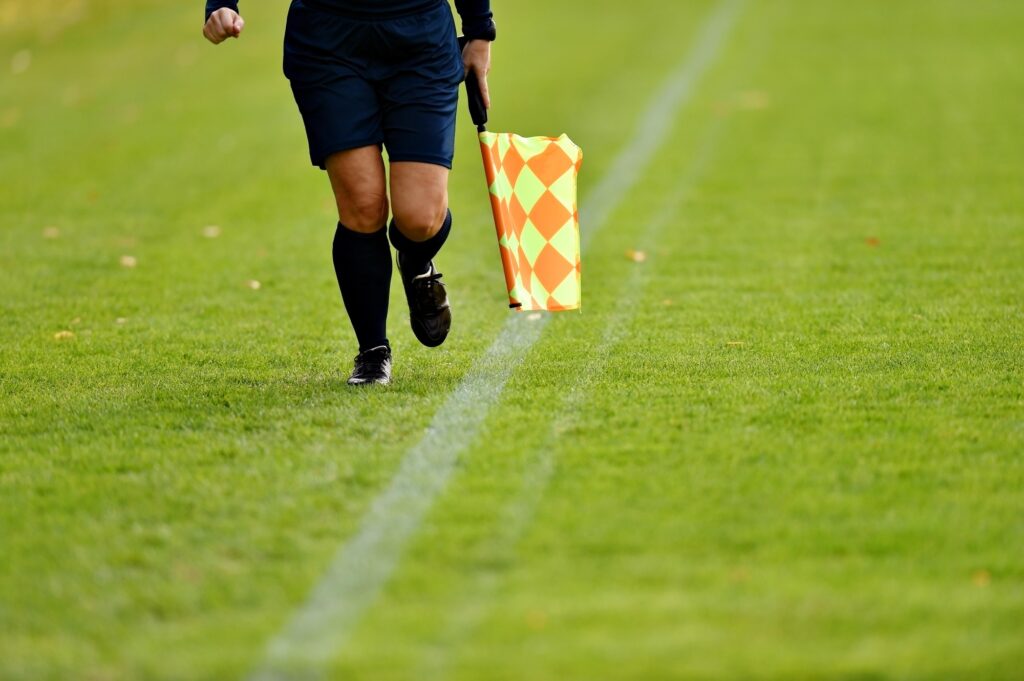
[205,1,239,21]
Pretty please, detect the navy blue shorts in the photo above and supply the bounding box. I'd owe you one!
[283,0,464,170]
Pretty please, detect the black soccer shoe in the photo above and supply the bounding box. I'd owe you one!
[347,345,392,386]
[398,256,451,348]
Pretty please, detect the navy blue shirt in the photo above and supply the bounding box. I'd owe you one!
[206,0,495,41]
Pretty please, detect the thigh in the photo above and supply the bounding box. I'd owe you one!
[289,77,384,170]
[374,4,463,169]
[326,145,389,231]
[379,81,460,168]
[284,1,384,169]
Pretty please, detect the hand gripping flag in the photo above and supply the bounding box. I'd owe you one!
[462,52,583,311]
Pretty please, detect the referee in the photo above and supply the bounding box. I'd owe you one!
[203,0,495,385]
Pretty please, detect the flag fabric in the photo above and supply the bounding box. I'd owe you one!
[479,131,583,311]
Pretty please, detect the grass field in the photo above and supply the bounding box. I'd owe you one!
[2,0,1024,679]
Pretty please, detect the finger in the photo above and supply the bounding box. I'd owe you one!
[204,23,223,44]
[206,18,224,41]
[213,12,233,37]
[234,17,245,36]
[479,74,491,109]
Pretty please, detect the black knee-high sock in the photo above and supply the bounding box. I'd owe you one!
[333,222,391,351]
[389,209,452,277]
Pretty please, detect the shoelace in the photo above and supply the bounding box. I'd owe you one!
[411,270,446,311]
[353,346,390,377]
[411,267,443,283]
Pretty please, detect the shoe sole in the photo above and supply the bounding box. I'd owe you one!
[410,309,451,348]
[347,377,391,386]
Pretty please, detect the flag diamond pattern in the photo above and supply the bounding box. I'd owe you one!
[479,131,583,311]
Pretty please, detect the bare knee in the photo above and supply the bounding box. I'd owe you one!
[338,192,389,232]
[389,161,450,242]
[391,198,448,242]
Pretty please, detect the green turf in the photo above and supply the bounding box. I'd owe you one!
[2,0,1023,679]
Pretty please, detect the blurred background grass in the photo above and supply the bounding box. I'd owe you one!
[2,1,1023,680]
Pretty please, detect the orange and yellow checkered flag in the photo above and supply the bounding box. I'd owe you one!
[461,52,583,312]
[479,132,583,311]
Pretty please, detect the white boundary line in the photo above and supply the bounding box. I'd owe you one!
[249,2,745,677]
[414,120,729,679]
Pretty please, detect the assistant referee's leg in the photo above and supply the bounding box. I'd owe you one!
[388,161,452,278]
[326,146,393,353]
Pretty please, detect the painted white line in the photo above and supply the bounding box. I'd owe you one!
[249,318,544,681]
[580,0,744,251]
[415,120,729,680]
[248,2,745,678]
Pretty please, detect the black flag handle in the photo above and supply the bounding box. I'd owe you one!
[458,36,488,131]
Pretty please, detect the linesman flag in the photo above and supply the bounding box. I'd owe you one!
[462,51,584,311]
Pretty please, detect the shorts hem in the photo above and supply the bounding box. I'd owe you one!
[312,139,385,169]
[385,153,453,169]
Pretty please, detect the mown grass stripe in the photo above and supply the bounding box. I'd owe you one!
[249,2,746,678]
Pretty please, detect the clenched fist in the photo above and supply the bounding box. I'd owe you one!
[203,8,245,44]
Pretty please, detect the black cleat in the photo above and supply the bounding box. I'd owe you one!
[398,256,451,348]
[347,345,392,386]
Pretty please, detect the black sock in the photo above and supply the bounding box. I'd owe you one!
[332,222,392,352]
[389,209,452,278]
